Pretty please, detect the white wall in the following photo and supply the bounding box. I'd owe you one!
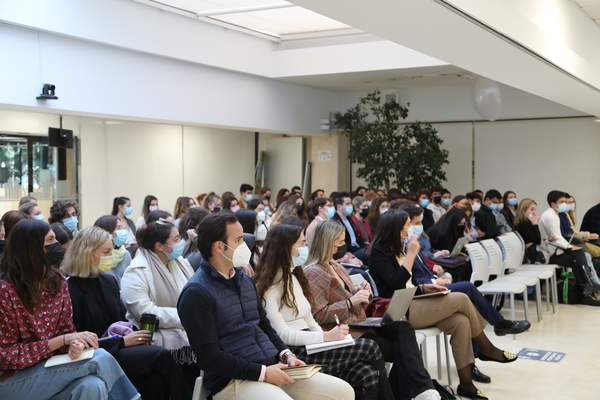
[0,23,337,135]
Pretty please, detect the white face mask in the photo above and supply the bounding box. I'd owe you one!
[471,202,481,212]
[380,208,388,215]
[255,224,268,241]
[257,211,266,221]
[220,241,252,268]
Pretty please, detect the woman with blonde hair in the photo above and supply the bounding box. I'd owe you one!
[513,198,545,263]
[268,200,298,228]
[304,219,441,400]
[63,227,191,400]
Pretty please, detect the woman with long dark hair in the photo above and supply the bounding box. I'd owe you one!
[305,219,440,400]
[63,226,191,400]
[136,195,159,228]
[0,220,139,399]
[426,207,468,252]
[112,196,137,247]
[254,223,393,400]
[368,210,519,400]
[94,215,133,284]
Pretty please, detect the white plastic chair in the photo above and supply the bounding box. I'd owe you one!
[479,239,542,323]
[193,371,209,400]
[466,242,528,339]
[414,327,452,386]
[509,232,558,312]
[497,234,556,315]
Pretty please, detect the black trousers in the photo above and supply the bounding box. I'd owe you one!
[116,345,193,400]
[362,321,434,400]
[550,248,589,284]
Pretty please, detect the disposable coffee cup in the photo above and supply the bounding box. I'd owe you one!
[140,313,158,344]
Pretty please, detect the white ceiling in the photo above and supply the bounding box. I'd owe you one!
[573,0,600,25]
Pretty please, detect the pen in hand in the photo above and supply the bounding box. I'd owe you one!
[334,314,340,327]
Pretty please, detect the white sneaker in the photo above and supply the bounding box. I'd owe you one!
[414,389,441,400]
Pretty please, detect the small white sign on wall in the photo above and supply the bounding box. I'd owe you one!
[318,150,331,161]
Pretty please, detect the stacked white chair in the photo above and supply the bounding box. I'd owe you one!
[479,239,542,323]
[465,242,528,339]
[497,233,556,314]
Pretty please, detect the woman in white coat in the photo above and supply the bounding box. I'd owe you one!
[121,218,197,387]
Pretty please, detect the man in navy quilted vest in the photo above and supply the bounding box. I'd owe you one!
[178,213,353,400]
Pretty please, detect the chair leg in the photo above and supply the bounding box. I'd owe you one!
[510,293,516,340]
[421,341,428,371]
[545,277,550,312]
[535,282,542,322]
[551,273,558,313]
[436,335,442,380]
[444,332,452,387]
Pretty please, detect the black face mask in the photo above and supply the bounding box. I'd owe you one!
[264,195,271,200]
[360,209,369,218]
[333,244,347,260]
[0,240,5,254]
[45,242,65,266]
[297,204,304,213]
[213,207,221,213]
[433,196,442,204]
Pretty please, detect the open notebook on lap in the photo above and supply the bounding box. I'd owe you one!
[349,287,417,328]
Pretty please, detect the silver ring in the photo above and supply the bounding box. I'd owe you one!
[84,336,91,341]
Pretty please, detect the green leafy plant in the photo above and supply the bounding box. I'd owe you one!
[334,89,449,193]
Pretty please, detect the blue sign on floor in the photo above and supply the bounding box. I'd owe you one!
[515,348,565,362]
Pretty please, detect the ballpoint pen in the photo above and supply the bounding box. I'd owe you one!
[334,314,340,327]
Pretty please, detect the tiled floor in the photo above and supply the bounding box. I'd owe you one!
[421,298,600,399]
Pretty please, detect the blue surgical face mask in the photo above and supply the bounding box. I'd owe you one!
[34,214,45,221]
[496,203,504,211]
[557,203,570,213]
[420,199,430,208]
[508,198,518,206]
[410,225,424,236]
[489,203,498,211]
[264,206,270,214]
[292,246,309,267]
[124,206,133,216]
[112,229,128,247]
[380,208,388,215]
[344,205,353,216]
[245,194,253,202]
[63,216,78,232]
[325,206,335,219]
[164,240,185,260]
[442,198,452,206]
[367,201,372,207]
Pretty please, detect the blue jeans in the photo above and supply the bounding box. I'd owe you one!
[0,348,140,400]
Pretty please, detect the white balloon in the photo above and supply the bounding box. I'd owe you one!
[471,77,502,121]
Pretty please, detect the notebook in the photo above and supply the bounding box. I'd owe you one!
[348,287,417,327]
[305,334,355,355]
[45,349,94,368]
[282,364,322,380]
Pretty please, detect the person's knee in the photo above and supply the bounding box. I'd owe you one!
[68,376,108,399]
[335,378,355,400]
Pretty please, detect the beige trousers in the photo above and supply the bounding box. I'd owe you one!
[213,372,355,400]
[408,292,487,370]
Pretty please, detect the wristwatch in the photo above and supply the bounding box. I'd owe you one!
[281,350,293,363]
